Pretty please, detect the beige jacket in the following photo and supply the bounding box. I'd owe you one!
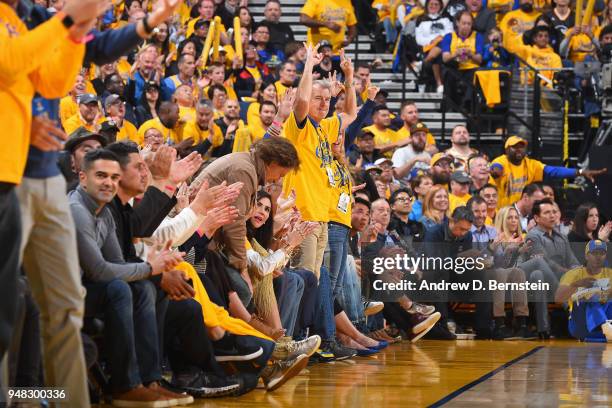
[199,152,265,271]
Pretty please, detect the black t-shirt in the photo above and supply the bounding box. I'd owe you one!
[546,10,575,37]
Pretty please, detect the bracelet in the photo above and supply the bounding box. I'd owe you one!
[142,15,154,35]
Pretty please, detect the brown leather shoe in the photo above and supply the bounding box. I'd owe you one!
[148,381,194,405]
[112,385,173,407]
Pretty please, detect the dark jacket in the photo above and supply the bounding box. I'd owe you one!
[232,62,273,98]
[259,20,295,53]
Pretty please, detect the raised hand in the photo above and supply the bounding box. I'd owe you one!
[201,205,240,238]
[366,81,380,101]
[276,87,297,122]
[169,151,204,185]
[328,71,343,97]
[339,49,354,80]
[304,42,323,66]
[30,116,67,152]
[62,0,110,24]
[582,168,608,182]
[147,145,175,181]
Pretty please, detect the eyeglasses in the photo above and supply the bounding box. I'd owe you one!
[395,196,411,202]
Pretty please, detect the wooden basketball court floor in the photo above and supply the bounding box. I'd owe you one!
[184,340,612,408]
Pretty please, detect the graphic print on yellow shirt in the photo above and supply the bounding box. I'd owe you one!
[282,112,340,222]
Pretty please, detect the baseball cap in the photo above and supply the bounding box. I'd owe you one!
[319,40,332,50]
[430,152,454,167]
[208,45,228,56]
[78,93,99,105]
[410,122,429,135]
[374,158,393,167]
[365,163,382,173]
[585,240,607,255]
[64,127,107,152]
[504,135,527,149]
[451,170,471,184]
[104,94,123,110]
[357,130,375,140]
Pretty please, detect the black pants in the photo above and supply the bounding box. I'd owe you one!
[0,186,21,361]
[164,298,225,377]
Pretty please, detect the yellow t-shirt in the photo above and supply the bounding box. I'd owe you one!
[328,160,353,227]
[449,193,471,214]
[60,96,78,128]
[491,154,545,208]
[282,112,340,222]
[363,124,399,158]
[63,114,104,136]
[179,106,196,123]
[114,119,138,143]
[245,65,262,84]
[499,9,541,55]
[275,80,289,100]
[137,117,183,146]
[396,126,436,147]
[514,43,562,87]
[232,123,267,153]
[560,267,612,287]
[301,0,358,52]
[567,34,597,63]
[182,120,224,146]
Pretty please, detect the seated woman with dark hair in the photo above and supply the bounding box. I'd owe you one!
[568,203,612,264]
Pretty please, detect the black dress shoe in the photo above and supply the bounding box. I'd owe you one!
[423,322,457,340]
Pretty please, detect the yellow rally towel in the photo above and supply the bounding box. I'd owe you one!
[174,262,272,341]
[474,70,510,107]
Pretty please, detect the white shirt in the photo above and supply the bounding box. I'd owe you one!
[392,145,431,181]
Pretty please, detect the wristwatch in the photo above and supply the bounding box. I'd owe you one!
[61,14,74,29]
[142,15,154,35]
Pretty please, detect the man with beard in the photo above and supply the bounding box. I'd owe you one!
[211,98,243,157]
[103,73,137,124]
[347,131,385,169]
[429,152,454,186]
[63,93,104,135]
[392,123,431,182]
[491,136,606,208]
[137,101,183,146]
[444,125,478,171]
[468,153,490,193]
[106,94,138,144]
[312,41,342,80]
[499,0,541,55]
[164,53,196,94]
[128,46,173,103]
[396,102,438,155]
[181,99,224,156]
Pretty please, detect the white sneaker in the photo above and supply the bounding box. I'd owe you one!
[364,301,384,316]
[436,85,444,94]
[603,321,612,342]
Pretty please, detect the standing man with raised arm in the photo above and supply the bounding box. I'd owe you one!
[282,43,341,277]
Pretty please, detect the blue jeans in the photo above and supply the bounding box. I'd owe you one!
[313,266,336,342]
[342,255,366,332]
[383,17,397,45]
[84,279,147,392]
[288,269,318,340]
[274,271,305,337]
[569,300,612,340]
[327,222,350,302]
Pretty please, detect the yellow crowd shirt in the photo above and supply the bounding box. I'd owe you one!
[137,117,183,146]
[514,43,562,86]
[63,114,105,136]
[449,193,471,214]
[0,6,85,184]
[560,267,612,287]
[447,31,481,70]
[567,34,597,63]
[232,123,266,153]
[114,119,139,143]
[499,9,541,55]
[363,124,399,158]
[179,106,196,123]
[274,80,290,100]
[203,83,238,101]
[182,120,224,146]
[282,112,341,222]
[59,95,78,127]
[396,126,436,147]
[301,0,357,51]
[491,154,545,208]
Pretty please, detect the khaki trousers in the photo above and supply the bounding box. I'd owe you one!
[291,222,328,279]
[17,175,89,407]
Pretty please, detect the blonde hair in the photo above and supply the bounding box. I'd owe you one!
[422,184,449,223]
[494,206,520,240]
